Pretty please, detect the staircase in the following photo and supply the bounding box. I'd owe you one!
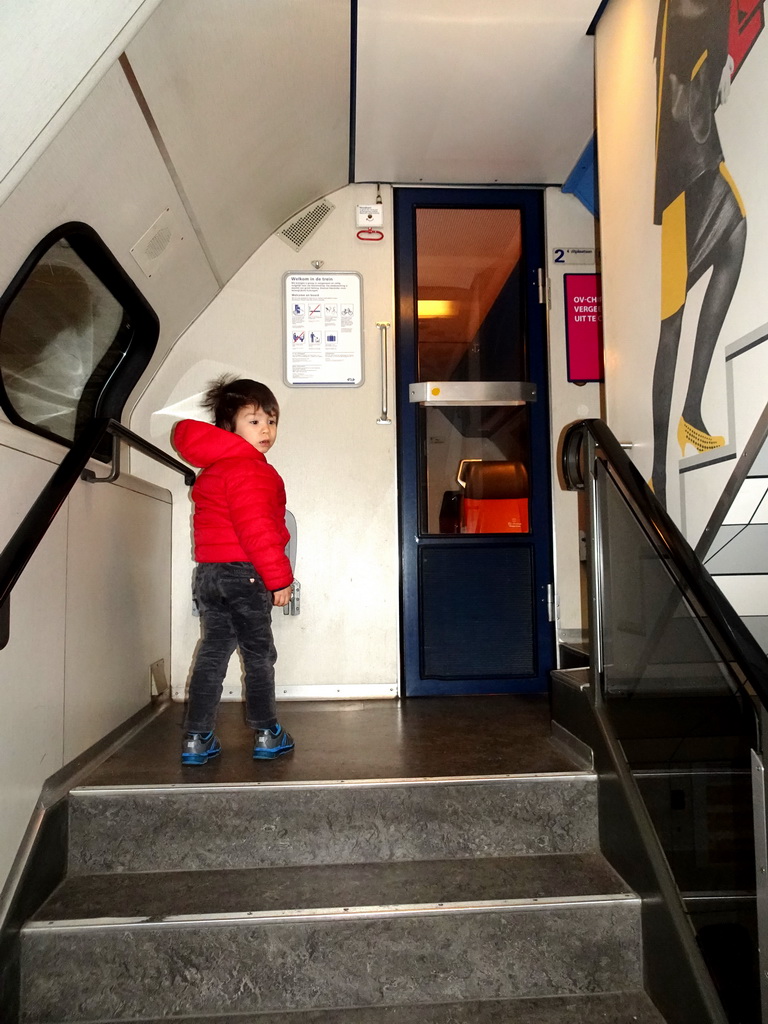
[18,765,668,1022]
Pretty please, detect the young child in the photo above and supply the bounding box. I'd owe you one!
[173,376,294,765]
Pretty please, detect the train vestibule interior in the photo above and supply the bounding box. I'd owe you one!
[2,3,768,1023]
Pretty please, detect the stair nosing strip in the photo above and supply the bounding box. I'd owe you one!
[25,892,639,932]
[633,767,751,777]
[71,771,597,796]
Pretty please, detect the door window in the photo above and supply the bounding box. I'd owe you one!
[415,208,531,536]
[416,208,525,382]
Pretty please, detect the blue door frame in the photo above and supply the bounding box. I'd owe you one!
[394,187,555,696]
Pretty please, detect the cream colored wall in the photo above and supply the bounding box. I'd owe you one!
[0,0,163,204]
[0,422,171,895]
[544,188,602,641]
[63,474,172,760]
[596,0,768,533]
[131,182,598,696]
[125,0,352,285]
[0,437,67,900]
[595,0,662,499]
[1,1,353,414]
[130,183,400,701]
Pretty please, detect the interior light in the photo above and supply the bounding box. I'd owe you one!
[418,300,457,318]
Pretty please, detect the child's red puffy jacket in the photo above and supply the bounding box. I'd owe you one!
[173,419,293,592]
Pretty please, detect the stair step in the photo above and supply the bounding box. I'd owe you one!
[21,895,641,1022]
[33,852,629,921]
[61,991,668,1023]
[68,773,598,874]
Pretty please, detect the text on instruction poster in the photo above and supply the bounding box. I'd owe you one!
[284,272,363,386]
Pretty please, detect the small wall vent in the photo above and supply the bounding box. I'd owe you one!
[130,208,180,278]
[278,199,335,251]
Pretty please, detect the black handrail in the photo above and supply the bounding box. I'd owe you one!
[563,418,768,709]
[0,418,194,648]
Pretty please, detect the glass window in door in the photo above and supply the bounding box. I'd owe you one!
[415,208,531,535]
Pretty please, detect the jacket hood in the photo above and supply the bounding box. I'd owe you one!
[173,419,265,469]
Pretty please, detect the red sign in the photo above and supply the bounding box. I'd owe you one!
[730,0,765,78]
[564,273,604,383]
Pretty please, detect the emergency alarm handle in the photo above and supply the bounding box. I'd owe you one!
[376,321,392,425]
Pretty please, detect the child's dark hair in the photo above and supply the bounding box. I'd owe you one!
[202,375,280,431]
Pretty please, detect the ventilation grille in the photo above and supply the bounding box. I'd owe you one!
[130,208,180,278]
[278,200,335,251]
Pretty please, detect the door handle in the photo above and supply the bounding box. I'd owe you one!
[408,381,536,405]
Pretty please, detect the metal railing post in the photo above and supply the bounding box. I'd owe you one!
[584,429,604,706]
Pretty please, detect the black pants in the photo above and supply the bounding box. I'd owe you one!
[184,562,278,732]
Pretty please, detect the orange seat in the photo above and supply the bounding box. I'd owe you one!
[459,461,529,534]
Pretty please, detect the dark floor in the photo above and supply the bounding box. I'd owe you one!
[83,695,579,787]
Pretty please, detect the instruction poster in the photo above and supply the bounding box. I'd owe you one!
[284,272,363,386]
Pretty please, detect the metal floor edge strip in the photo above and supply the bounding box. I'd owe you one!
[15,991,667,1024]
[71,771,597,796]
[25,892,639,932]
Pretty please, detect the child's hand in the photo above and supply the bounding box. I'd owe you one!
[273,585,293,607]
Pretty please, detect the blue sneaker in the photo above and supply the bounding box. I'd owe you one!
[253,723,294,759]
[181,731,221,765]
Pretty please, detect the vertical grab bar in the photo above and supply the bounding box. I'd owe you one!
[376,321,392,425]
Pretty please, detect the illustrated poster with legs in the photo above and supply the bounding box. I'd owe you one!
[650,0,762,507]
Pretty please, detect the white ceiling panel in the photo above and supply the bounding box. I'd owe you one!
[126,0,352,283]
[355,0,597,185]
[0,0,163,204]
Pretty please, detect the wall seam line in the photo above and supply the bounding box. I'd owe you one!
[117,53,224,289]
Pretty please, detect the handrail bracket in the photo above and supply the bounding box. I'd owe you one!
[81,433,122,484]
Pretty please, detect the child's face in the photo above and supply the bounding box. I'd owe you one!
[233,404,277,454]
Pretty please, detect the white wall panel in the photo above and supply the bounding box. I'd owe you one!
[126,0,351,283]
[130,183,399,701]
[0,0,162,204]
[355,0,596,184]
[544,188,602,639]
[0,432,171,892]
[595,0,665,501]
[64,477,171,760]
[0,445,67,893]
[0,61,219,407]
[723,479,768,526]
[714,575,768,617]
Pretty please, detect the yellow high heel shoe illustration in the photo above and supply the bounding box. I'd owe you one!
[678,417,725,456]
